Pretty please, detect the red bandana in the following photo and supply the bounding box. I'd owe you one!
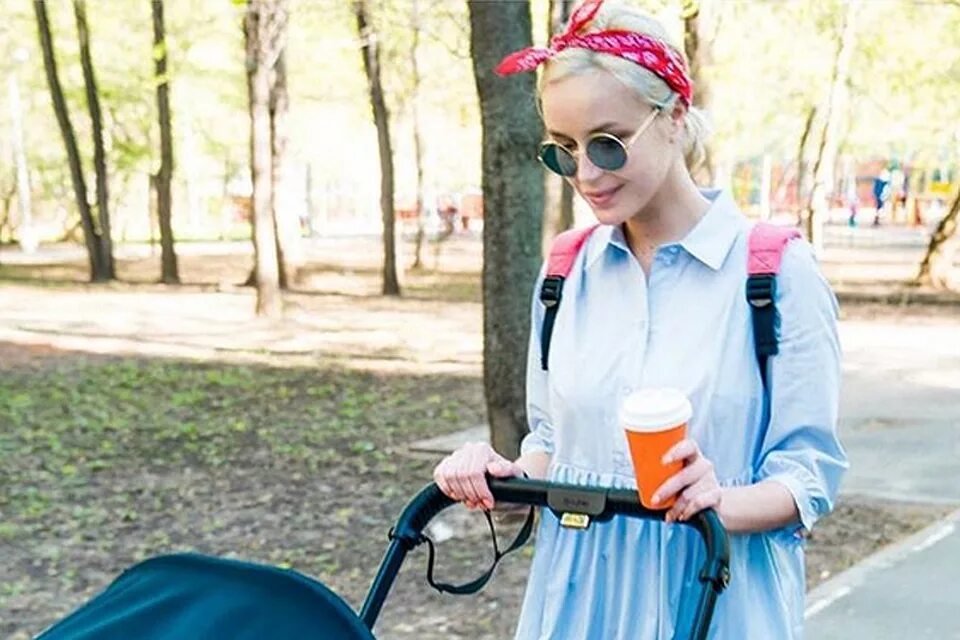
[494,0,693,107]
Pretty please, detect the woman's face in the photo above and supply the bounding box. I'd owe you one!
[539,69,678,226]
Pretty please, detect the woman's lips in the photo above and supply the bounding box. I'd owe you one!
[583,184,623,207]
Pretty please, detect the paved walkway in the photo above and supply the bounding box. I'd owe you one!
[806,509,960,638]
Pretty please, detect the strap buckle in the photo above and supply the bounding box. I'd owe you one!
[746,274,776,308]
[746,274,779,359]
[540,276,564,308]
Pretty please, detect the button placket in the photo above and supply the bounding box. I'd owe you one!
[628,255,650,384]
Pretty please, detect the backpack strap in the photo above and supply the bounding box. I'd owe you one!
[540,225,601,370]
[746,223,801,389]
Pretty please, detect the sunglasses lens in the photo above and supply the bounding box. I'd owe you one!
[587,136,628,171]
[539,144,577,177]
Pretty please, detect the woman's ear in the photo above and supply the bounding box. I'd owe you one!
[668,102,686,144]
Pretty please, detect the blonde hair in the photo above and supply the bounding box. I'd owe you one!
[538,0,709,171]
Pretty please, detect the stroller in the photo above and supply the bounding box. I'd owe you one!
[36,477,730,640]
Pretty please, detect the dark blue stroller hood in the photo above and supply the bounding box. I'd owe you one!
[37,553,374,640]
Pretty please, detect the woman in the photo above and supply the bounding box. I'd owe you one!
[433,1,847,638]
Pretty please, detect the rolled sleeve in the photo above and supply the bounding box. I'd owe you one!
[521,266,555,457]
[754,241,848,536]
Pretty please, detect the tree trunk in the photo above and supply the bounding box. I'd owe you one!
[73,0,115,280]
[148,172,158,255]
[548,0,574,33]
[270,50,303,289]
[8,69,35,253]
[795,103,817,225]
[244,0,284,317]
[805,2,856,255]
[542,179,575,250]
[152,0,179,284]
[916,188,959,289]
[469,0,545,459]
[542,0,576,250]
[33,0,105,281]
[682,0,717,184]
[410,0,427,270]
[355,0,401,296]
[0,180,17,248]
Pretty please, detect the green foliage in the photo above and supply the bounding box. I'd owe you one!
[708,0,960,164]
[0,0,956,243]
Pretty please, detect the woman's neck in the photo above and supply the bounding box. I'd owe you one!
[622,161,710,269]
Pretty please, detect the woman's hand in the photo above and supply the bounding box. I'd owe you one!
[433,442,526,511]
[650,439,722,524]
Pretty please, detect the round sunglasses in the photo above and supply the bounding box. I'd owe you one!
[538,108,661,178]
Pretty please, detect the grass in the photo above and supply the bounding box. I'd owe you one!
[0,354,482,518]
[0,348,492,638]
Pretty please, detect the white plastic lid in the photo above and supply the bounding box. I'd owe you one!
[619,388,692,432]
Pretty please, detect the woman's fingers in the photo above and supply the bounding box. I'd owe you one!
[651,455,711,506]
[439,456,474,503]
[433,460,453,498]
[664,492,688,524]
[466,457,495,509]
[662,438,699,465]
[469,446,499,507]
[666,478,722,523]
[487,459,523,478]
[483,459,526,509]
[453,468,481,507]
[678,486,723,522]
[432,442,503,510]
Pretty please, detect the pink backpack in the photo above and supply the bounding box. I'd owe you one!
[539,223,800,388]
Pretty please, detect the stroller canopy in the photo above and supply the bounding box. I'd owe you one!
[38,553,376,640]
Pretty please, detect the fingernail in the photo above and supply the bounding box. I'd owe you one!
[661,455,671,464]
[651,493,660,505]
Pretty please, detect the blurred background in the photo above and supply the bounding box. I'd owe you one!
[1,1,958,639]
[0,0,956,256]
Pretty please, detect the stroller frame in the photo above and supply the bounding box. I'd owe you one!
[362,477,731,640]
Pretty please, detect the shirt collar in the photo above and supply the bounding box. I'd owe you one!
[583,223,617,270]
[583,188,745,272]
[678,189,746,270]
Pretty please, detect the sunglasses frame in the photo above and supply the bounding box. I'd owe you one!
[538,107,662,178]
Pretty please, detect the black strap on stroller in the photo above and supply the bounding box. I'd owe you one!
[417,505,535,595]
[363,476,731,640]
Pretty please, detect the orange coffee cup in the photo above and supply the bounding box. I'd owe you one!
[620,388,692,510]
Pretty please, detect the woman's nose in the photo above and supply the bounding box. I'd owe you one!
[576,150,604,182]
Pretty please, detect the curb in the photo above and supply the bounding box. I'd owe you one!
[833,288,960,307]
[805,506,960,619]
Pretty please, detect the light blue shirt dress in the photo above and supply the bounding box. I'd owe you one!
[514,189,848,639]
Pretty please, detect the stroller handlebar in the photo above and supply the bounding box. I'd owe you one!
[392,477,729,574]
[364,477,730,639]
